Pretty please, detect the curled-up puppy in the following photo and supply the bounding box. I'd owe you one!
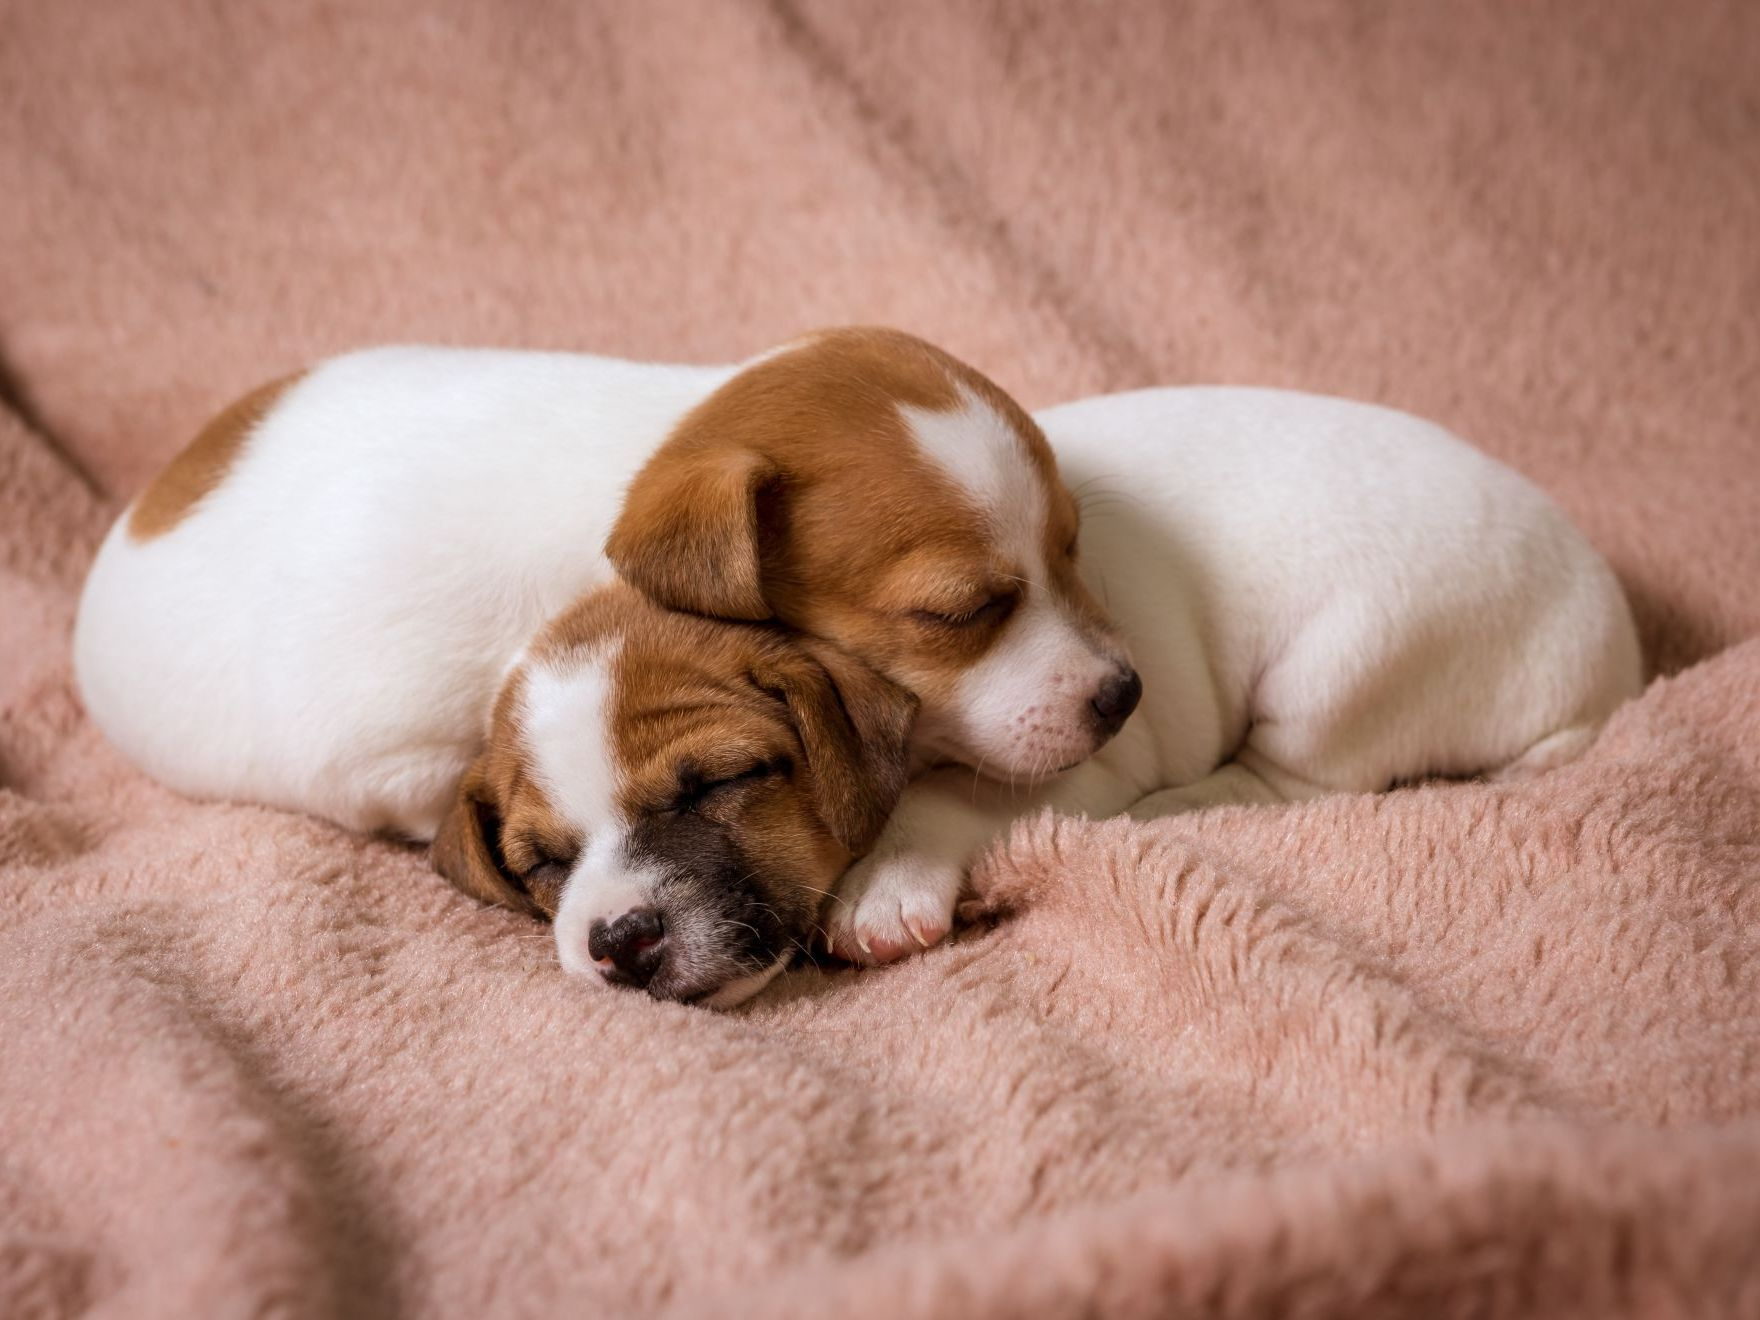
[430,583,913,1006]
[819,387,1645,963]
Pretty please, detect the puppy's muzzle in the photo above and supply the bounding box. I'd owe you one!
[588,907,668,989]
[1089,666,1143,739]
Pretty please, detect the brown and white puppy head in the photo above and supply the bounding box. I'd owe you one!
[431,584,915,1008]
[607,327,1139,780]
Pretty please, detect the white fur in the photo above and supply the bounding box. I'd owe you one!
[520,648,658,980]
[700,956,790,1010]
[76,347,736,839]
[901,386,1120,771]
[946,598,1115,774]
[522,651,623,841]
[900,386,1039,538]
[825,386,1644,961]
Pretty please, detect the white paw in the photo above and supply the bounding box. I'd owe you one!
[823,850,964,966]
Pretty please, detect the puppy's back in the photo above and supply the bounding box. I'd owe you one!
[1038,386,1641,787]
[75,347,730,835]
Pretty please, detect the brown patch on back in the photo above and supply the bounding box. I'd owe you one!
[128,372,303,540]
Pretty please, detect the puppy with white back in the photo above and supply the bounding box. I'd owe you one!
[603,355,1641,961]
[809,385,1643,959]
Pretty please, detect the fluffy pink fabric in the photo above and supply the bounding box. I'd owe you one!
[3,2,1758,1315]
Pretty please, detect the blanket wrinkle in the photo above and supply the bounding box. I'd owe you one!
[760,0,1162,390]
[5,0,1760,1314]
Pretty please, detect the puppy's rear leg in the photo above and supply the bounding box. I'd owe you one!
[1485,723,1603,784]
[1128,750,1331,820]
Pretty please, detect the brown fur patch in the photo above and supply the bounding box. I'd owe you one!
[128,372,303,540]
[430,669,560,916]
[607,326,1107,713]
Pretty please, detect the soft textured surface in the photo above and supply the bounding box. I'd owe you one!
[3,2,1759,1316]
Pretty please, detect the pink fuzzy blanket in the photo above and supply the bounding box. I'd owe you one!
[3,2,1758,1315]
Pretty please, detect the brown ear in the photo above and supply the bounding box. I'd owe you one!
[428,764,537,916]
[606,447,781,621]
[755,640,917,854]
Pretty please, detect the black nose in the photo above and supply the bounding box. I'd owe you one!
[587,907,667,988]
[1089,667,1143,736]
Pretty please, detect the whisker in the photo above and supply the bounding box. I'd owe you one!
[1071,474,1134,499]
[794,879,853,916]
[722,918,764,943]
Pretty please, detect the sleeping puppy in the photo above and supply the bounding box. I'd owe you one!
[606,328,1141,783]
[818,386,1645,963]
[430,582,913,1006]
[76,327,1132,852]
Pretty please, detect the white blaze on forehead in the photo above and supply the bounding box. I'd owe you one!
[738,332,824,369]
[901,387,1120,774]
[899,383,1047,572]
[520,642,625,835]
[523,642,671,980]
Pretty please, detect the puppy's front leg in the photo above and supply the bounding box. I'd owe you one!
[1127,754,1329,820]
[824,760,1141,965]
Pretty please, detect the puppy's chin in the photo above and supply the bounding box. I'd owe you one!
[555,928,791,1010]
[910,711,1110,783]
[557,955,788,1009]
[696,955,790,1009]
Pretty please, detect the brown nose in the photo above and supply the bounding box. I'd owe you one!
[1090,667,1143,737]
[588,907,667,987]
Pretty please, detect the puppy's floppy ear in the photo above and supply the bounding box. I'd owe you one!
[429,762,538,917]
[754,640,917,854]
[606,447,781,621]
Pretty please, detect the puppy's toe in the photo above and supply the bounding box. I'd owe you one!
[824,856,961,967]
[899,898,951,953]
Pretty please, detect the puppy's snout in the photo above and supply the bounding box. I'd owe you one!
[588,907,667,988]
[1089,667,1143,738]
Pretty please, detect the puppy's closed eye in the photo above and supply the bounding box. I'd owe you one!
[912,593,1016,630]
[518,856,573,910]
[671,756,792,813]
